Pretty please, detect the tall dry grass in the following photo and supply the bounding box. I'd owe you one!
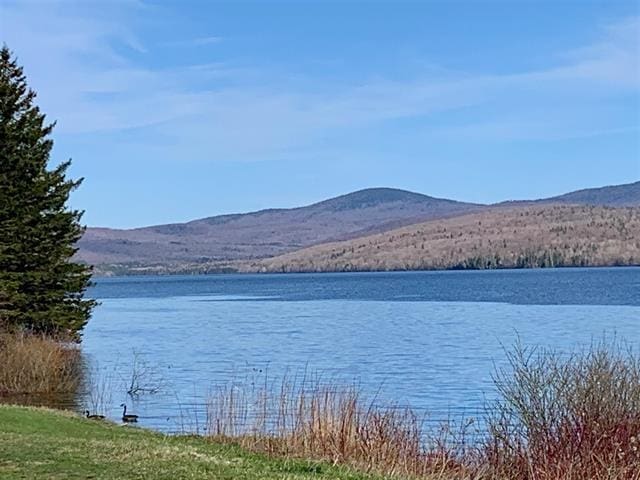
[206,374,475,478]
[206,342,640,480]
[0,331,82,395]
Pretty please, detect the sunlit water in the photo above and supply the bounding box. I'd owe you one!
[80,268,639,432]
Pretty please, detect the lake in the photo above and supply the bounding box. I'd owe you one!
[83,267,640,432]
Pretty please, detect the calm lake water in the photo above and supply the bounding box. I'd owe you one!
[83,268,640,432]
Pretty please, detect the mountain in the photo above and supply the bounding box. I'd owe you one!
[77,188,481,267]
[77,181,640,273]
[540,181,640,207]
[248,205,640,273]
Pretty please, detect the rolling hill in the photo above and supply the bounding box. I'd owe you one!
[77,188,481,267]
[540,180,640,206]
[247,205,640,273]
[77,181,640,274]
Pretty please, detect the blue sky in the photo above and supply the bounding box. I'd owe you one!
[1,0,639,228]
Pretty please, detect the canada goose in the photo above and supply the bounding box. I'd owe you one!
[84,410,105,420]
[120,403,139,423]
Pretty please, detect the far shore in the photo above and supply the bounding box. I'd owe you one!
[90,263,640,278]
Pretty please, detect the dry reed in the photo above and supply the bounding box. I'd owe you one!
[83,366,114,416]
[206,375,476,479]
[206,341,640,480]
[0,330,82,395]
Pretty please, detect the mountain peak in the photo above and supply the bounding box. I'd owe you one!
[310,187,450,212]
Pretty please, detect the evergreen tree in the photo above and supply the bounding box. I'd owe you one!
[0,46,95,339]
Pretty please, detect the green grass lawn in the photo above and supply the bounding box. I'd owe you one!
[0,405,382,480]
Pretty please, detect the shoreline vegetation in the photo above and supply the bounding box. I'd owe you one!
[2,336,639,479]
[0,331,82,396]
[90,205,640,276]
[94,262,640,278]
[203,341,640,480]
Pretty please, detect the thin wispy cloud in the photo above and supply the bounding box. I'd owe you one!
[1,1,637,157]
[2,0,637,226]
[165,36,223,47]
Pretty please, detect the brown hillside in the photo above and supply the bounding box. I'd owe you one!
[77,188,480,266]
[78,181,640,270]
[246,205,640,273]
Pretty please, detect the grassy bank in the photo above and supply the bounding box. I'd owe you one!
[0,404,384,480]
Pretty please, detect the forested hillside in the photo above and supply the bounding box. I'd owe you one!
[247,205,640,273]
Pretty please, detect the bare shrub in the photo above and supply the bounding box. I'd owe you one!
[483,340,640,480]
[123,350,165,397]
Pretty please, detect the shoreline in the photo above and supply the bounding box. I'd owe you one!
[90,263,640,278]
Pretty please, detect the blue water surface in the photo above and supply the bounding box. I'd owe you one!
[84,268,640,432]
